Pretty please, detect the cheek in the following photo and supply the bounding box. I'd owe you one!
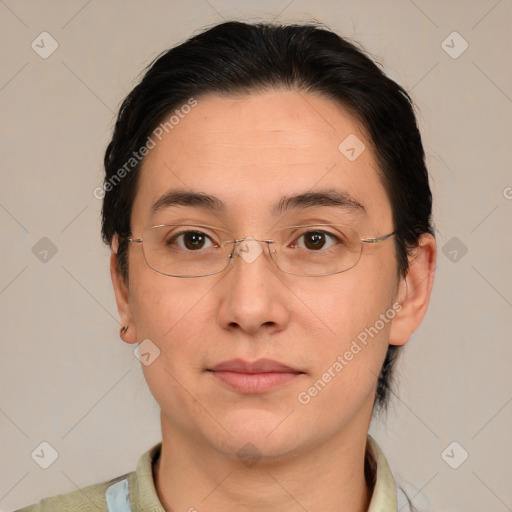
[129,259,214,341]
[296,302,393,426]
[292,257,397,401]
[129,276,216,419]
[128,273,226,406]
[297,341,385,429]
[291,258,398,342]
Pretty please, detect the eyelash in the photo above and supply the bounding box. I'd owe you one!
[168,228,342,251]
[289,230,339,250]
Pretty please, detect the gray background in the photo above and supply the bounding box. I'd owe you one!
[1,1,511,510]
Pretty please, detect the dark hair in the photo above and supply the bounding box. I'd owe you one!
[101,21,434,412]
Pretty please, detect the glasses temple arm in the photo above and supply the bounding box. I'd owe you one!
[360,231,396,244]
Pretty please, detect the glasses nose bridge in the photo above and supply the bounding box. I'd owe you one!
[231,236,275,245]
[227,236,277,266]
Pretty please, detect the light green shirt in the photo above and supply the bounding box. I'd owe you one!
[16,435,405,511]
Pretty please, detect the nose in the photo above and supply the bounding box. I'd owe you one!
[215,237,290,335]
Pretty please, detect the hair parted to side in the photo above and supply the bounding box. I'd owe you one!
[101,21,434,413]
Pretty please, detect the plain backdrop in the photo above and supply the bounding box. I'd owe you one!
[1,1,511,511]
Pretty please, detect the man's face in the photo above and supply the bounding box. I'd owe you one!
[120,90,401,459]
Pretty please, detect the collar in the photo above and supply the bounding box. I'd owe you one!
[128,434,398,511]
[366,435,398,511]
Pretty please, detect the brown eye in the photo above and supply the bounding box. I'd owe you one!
[173,231,214,251]
[304,232,326,250]
[293,231,339,251]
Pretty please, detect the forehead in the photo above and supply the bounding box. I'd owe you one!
[131,90,392,229]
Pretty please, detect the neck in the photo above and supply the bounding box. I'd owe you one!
[154,418,373,512]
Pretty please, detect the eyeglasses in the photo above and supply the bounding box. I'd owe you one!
[126,223,396,278]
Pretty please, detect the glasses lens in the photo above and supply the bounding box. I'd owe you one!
[271,224,363,276]
[139,223,364,277]
[142,224,230,277]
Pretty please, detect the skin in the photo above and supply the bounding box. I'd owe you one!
[111,90,436,512]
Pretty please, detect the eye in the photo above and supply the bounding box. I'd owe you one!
[291,230,340,251]
[170,230,217,251]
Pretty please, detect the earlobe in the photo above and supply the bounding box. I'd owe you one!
[110,235,138,345]
[389,233,437,347]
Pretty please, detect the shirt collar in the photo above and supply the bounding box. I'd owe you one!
[130,434,398,511]
[366,434,398,511]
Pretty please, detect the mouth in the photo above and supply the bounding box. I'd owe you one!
[207,358,305,394]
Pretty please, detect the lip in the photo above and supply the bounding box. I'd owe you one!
[208,358,304,394]
[209,358,301,373]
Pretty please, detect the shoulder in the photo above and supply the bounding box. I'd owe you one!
[13,442,162,512]
[13,473,132,512]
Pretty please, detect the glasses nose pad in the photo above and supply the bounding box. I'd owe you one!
[233,236,265,265]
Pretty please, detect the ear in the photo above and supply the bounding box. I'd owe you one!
[389,233,437,346]
[110,234,138,345]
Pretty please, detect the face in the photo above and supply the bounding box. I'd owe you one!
[114,90,405,460]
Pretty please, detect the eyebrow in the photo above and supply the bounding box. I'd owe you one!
[150,188,366,217]
[272,189,366,216]
[151,190,225,215]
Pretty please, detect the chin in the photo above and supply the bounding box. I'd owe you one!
[215,433,306,467]
[206,410,309,463]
